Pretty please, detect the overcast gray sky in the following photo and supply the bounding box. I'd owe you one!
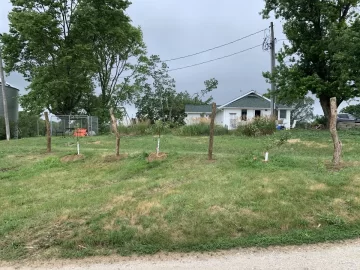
[1,0,356,116]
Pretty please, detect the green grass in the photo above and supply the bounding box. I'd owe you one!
[1,130,360,260]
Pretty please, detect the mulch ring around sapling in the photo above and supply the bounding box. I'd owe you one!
[147,152,167,162]
[103,154,129,162]
[61,154,85,163]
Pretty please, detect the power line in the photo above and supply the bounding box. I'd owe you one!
[168,44,263,72]
[163,29,267,62]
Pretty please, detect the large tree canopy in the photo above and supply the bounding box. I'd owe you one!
[135,56,218,125]
[1,0,146,118]
[1,0,95,115]
[75,0,147,124]
[262,0,360,125]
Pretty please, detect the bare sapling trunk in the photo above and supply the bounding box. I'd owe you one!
[44,112,51,153]
[329,97,342,165]
[110,108,120,156]
[208,102,216,160]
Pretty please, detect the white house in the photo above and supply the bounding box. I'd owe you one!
[185,91,293,129]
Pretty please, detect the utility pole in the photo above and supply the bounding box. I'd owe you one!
[270,22,276,118]
[0,34,10,141]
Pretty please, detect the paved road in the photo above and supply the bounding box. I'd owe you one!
[2,239,360,270]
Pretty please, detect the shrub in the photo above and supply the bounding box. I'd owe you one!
[118,120,151,135]
[175,123,228,136]
[238,117,276,137]
[0,117,17,140]
[118,121,173,136]
[312,115,327,126]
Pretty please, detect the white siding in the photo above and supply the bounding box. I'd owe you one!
[223,109,242,129]
[277,109,292,129]
[261,110,271,117]
[186,108,290,129]
[215,110,224,125]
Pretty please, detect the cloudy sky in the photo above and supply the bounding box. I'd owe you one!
[0,0,356,116]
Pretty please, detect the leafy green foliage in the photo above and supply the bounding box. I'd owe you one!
[238,117,276,137]
[2,0,146,119]
[262,0,360,124]
[0,117,17,140]
[175,123,228,136]
[2,0,95,115]
[17,112,45,138]
[135,56,218,125]
[341,103,360,118]
[74,0,148,126]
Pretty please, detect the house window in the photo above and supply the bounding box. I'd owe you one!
[241,110,247,121]
[230,113,237,129]
[280,110,287,119]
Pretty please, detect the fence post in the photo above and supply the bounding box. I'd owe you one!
[110,108,120,156]
[44,112,51,153]
[208,102,216,160]
[330,97,342,165]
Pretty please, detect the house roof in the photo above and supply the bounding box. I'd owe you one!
[185,104,216,113]
[218,91,269,108]
[185,91,293,113]
[218,90,292,110]
[0,81,20,91]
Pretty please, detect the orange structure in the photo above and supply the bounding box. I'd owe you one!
[74,128,87,137]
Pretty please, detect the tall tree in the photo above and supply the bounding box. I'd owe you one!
[1,0,95,115]
[262,0,360,126]
[75,0,147,126]
[135,56,218,124]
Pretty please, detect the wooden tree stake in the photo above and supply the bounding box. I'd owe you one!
[44,112,51,153]
[208,102,216,160]
[329,97,342,165]
[110,108,120,156]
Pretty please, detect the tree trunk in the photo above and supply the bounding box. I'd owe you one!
[329,97,342,166]
[208,103,216,160]
[319,95,331,128]
[44,112,51,153]
[319,95,342,128]
[109,108,120,156]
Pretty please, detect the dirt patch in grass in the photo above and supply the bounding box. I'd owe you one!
[209,205,227,214]
[103,154,129,162]
[61,154,85,162]
[147,152,167,162]
[288,139,301,144]
[136,200,162,215]
[88,141,101,145]
[302,141,329,148]
[324,160,360,171]
[288,138,328,148]
[309,183,329,191]
[103,195,135,212]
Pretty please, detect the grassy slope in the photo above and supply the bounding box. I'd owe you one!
[1,130,360,260]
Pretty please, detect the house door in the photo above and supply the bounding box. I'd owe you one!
[255,110,261,118]
[230,113,237,129]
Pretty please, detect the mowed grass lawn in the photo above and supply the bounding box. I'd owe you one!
[1,130,360,260]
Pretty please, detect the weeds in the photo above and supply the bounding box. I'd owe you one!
[238,117,277,137]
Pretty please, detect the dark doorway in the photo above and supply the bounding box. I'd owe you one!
[255,110,261,117]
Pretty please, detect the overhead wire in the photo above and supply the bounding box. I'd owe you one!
[168,44,263,72]
[163,28,267,62]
